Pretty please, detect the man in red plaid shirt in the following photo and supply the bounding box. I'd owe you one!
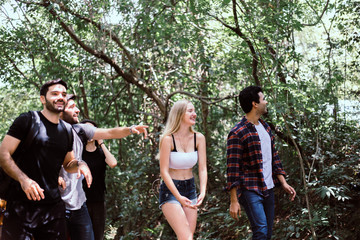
[226,86,296,240]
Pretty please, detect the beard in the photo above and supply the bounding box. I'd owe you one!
[257,105,268,117]
[45,98,65,113]
[263,107,268,115]
[62,111,79,124]
[262,106,269,117]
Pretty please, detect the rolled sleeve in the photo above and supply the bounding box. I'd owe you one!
[271,134,286,176]
[271,135,286,187]
[78,123,96,139]
[272,153,286,176]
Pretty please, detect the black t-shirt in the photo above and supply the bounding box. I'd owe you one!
[82,146,106,202]
[7,111,73,204]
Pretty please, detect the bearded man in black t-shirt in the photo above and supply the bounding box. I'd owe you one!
[0,79,92,240]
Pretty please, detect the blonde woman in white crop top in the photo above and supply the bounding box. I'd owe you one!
[159,99,207,240]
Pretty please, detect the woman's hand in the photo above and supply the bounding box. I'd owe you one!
[194,192,205,207]
[178,195,196,209]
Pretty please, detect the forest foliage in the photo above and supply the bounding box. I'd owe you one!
[0,0,359,239]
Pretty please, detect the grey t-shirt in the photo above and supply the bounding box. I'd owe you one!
[59,123,96,210]
[255,123,275,189]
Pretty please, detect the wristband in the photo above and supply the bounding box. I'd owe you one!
[77,160,87,167]
[129,125,137,134]
[99,142,104,147]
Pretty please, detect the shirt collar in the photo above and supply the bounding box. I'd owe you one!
[241,116,266,128]
[241,116,254,128]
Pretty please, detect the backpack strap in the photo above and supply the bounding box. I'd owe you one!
[72,124,88,146]
[22,111,41,150]
[60,120,74,150]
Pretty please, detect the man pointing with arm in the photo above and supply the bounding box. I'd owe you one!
[59,94,148,240]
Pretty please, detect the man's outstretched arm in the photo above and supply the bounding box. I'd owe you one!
[92,125,148,140]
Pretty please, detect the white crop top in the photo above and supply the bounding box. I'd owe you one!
[169,133,198,169]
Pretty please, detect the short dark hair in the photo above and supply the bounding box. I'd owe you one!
[66,94,76,101]
[65,94,76,107]
[80,119,98,128]
[239,86,263,113]
[40,79,67,96]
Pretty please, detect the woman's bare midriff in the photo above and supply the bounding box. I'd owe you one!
[168,168,193,180]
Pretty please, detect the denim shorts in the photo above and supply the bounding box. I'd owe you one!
[159,177,197,208]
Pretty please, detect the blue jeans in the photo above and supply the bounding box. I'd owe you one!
[159,177,197,208]
[65,203,94,240]
[239,189,275,240]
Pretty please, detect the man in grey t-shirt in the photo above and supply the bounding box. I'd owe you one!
[58,122,96,240]
[59,94,148,240]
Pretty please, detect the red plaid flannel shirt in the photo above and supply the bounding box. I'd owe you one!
[226,116,286,197]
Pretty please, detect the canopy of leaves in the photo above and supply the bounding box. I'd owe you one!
[1,0,359,239]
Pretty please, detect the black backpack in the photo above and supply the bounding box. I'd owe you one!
[0,111,72,200]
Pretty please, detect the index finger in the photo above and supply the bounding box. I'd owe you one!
[84,172,92,188]
[143,127,148,139]
[194,201,202,207]
[291,190,296,201]
[134,126,148,138]
[29,185,43,201]
[230,211,238,220]
[36,185,45,199]
[186,202,197,209]
[77,168,82,179]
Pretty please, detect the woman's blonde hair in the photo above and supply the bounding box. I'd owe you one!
[159,99,194,148]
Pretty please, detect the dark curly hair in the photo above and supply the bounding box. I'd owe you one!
[239,86,263,113]
[40,79,67,96]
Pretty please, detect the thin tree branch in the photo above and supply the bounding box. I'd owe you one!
[302,0,330,27]
[103,85,127,116]
[21,0,167,115]
[263,37,287,84]
[209,12,261,86]
[51,0,133,64]
[4,54,40,89]
[232,0,240,30]
[165,90,235,106]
